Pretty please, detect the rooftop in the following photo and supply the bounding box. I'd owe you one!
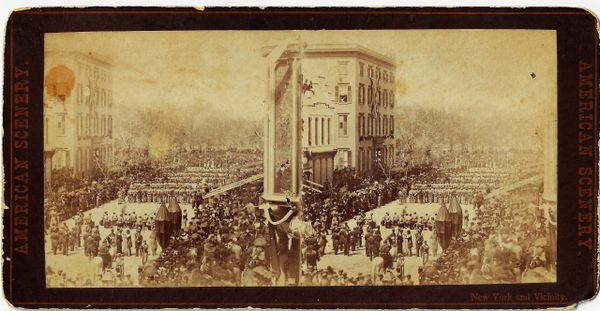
[262,42,395,68]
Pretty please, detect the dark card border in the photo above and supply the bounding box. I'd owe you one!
[2,7,599,309]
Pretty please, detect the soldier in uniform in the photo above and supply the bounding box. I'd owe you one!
[396,227,404,255]
[50,225,59,255]
[420,240,430,264]
[373,228,382,256]
[305,244,318,270]
[59,225,69,256]
[92,227,101,256]
[313,230,324,257]
[406,229,414,256]
[140,240,149,264]
[331,226,340,255]
[183,210,188,228]
[69,227,76,252]
[135,230,143,256]
[115,229,123,255]
[98,240,110,272]
[339,225,350,256]
[415,229,424,257]
[365,228,374,260]
[395,254,405,278]
[85,233,95,259]
[402,229,412,256]
[350,226,360,251]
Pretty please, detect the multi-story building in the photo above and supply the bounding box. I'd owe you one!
[300,44,396,180]
[44,51,114,184]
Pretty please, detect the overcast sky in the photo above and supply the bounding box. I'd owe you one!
[46,29,556,135]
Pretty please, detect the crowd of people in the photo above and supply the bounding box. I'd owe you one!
[419,186,556,285]
[46,205,157,287]
[304,168,401,229]
[298,162,550,286]
[44,162,164,230]
[300,265,417,286]
[125,164,261,204]
[45,149,267,287]
[164,148,261,172]
[45,145,553,288]
[137,183,282,287]
[301,159,553,286]
[45,179,124,230]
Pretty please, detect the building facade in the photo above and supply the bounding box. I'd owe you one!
[299,44,396,180]
[44,51,114,184]
[302,74,337,185]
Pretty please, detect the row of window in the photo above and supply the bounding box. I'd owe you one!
[359,62,394,83]
[76,113,113,138]
[358,84,394,107]
[358,145,395,172]
[75,84,113,107]
[306,116,332,147]
[78,63,112,82]
[358,113,394,138]
[333,84,395,107]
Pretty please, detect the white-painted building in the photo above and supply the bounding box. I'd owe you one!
[299,44,396,180]
[44,51,114,184]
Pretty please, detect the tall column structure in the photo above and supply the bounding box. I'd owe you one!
[259,40,304,285]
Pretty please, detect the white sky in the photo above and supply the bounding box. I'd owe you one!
[45,29,556,131]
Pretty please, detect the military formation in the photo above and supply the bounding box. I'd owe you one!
[126,164,261,204]
[406,184,488,205]
[300,166,516,285]
[45,149,268,288]
[126,185,203,204]
[46,146,548,287]
[46,207,157,287]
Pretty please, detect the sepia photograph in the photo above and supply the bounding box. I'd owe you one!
[42,29,557,288]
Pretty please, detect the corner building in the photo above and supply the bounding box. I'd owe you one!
[301,44,396,182]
